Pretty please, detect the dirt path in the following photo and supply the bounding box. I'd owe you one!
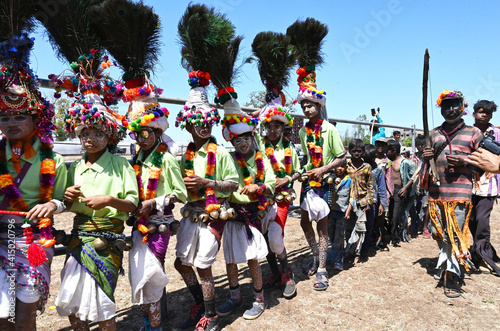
[37,197,500,330]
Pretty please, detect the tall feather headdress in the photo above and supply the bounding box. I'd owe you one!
[174,4,232,130]
[89,0,169,133]
[286,18,328,112]
[251,32,296,127]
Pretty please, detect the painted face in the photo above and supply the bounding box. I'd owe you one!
[232,133,253,155]
[80,127,109,153]
[192,123,212,139]
[440,98,463,124]
[131,127,157,150]
[473,107,493,126]
[0,113,36,141]
[334,164,347,177]
[265,120,284,142]
[349,146,364,160]
[301,100,321,119]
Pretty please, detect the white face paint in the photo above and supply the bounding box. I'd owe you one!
[80,127,109,154]
[232,135,253,155]
[301,100,320,119]
[193,124,212,139]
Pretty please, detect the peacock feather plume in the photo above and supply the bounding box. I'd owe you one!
[286,18,328,69]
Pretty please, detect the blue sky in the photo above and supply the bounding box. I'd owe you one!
[30,0,500,145]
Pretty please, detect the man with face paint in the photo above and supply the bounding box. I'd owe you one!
[215,113,275,320]
[0,35,67,331]
[287,18,346,291]
[422,90,483,298]
[174,75,239,330]
[124,81,187,330]
[55,60,139,331]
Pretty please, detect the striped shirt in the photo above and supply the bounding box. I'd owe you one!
[428,120,483,201]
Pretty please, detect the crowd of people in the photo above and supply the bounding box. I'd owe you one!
[1,2,500,331]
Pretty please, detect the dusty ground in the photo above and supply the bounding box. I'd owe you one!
[36,180,500,331]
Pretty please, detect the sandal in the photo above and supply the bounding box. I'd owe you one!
[313,271,329,291]
[444,274,460,298]
[302,259,319,277]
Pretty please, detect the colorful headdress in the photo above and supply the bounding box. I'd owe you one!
[88,0,169,133]
[176,4,234,130]
[436,89,468,110]
[251,32,296,127]
[287,18,329,115]
[222,114,259,141]
[0,35,55,143]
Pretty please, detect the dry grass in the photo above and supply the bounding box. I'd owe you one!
[36,182,500,330]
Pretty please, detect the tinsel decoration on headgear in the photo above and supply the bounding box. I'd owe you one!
[89,0,169,133]
[287,18,329,119]
[436,89,468,112]
[0,1,56,268]
[251,32,296,127]
[175,4,228,130]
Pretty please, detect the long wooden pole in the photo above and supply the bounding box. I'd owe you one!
[422,48,440,185]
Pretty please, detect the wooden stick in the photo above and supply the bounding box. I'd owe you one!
[422,48,440,186]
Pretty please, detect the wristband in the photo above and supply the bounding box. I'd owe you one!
[50,199,65,214]
[256,183,266,196]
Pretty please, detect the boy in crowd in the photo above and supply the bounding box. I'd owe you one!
[360,144,388,261]
[327,161,352,270]
[470,100,500,275]
[385,139,415,247]
[345,139,374,263]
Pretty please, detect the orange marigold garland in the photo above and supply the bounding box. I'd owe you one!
[0,139,56,267]
[133,143,167,242]
[234,151,269,211]
[305,119,324,187]
[264,139,292,179]
[184,137,219,213]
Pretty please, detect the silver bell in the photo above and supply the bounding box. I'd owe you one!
[158,224,169,234]
[93,237,108,251]
[181,206,191,218]
[198,213,210,223]
[124,236,134,251]
[326,176,334,184]
[227,208,236,219]
[114,239,127,252]
[209,210,220,220]
[170,220,180,234]
[147,224,157,234]
[268,197,275,205]
[219,210,229,220]
[301,174,309,182]
[335,177,342,185]
[257,210,266,220]
[285,195,293,202]
[276,194,284,202]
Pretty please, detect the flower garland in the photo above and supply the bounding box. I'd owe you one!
[0,138,56,266]
[234,151,269,211]
[264,140,292,179]
[184,137,220,213]
[305,119,324,187]
[133,143,167,242]
[436,89,468,111]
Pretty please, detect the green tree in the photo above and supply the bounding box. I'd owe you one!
[402,136,412,147]
[244,90,299,113]
[53,98,70,141]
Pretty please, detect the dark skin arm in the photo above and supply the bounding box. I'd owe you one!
[183,175,238,192]
[64,185,136,213]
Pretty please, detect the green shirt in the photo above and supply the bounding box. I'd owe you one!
[228,150,276,204]
[299,120,345,171]
[2,137,67,209]
[67,150,139,221]
[136,143,187,203]
[180,139,239,202]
